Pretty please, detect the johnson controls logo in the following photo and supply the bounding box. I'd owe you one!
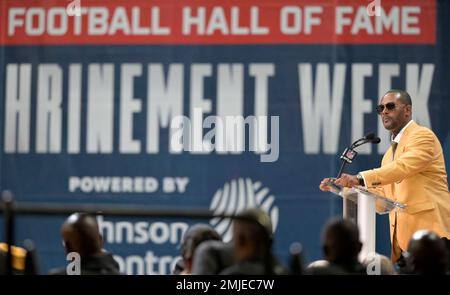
[209,178,279,242]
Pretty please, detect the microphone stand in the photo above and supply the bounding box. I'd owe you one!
[336,138,367,178]
[336,160,348,178]
[335,136,379,221]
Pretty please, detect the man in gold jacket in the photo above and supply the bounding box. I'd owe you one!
[320,90,450,263]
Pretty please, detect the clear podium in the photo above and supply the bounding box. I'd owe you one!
[324,181,407,259]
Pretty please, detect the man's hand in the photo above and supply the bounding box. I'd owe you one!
[319,178,333,191]
[334,173,359,188]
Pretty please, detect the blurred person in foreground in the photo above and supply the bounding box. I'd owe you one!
[219,208,287,275]
[402,230,448,275]
[191,240,235,275]
[361,253,396,275]
[174,223,221,275]
[307,218,366,275]
[50,212,121,275]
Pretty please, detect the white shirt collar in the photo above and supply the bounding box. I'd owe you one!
[391,120,413,143]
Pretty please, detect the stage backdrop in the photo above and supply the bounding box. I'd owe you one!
[1,0,449,274]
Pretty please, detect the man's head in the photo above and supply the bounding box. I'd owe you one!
[61,213,103,257]
[322,218,362,266]
[406,230,448,274]
[180,224,221,274]
[377,90,412,135]
[232,208,273,262]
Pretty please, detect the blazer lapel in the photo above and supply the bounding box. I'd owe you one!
[392,121,418,160]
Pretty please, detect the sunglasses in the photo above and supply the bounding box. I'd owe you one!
[376,102,397,115]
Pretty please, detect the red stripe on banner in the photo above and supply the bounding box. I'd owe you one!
[0,0,436,45]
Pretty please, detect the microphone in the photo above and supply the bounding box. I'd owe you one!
[371,137,381,144]
[351,132,380,148]
[363,132,375,140]
[336,132,380,177]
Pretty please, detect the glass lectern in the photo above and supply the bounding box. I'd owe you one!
[324,180,407,259]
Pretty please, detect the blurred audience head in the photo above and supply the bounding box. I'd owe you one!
[362,253,396,275]
[179,223,221,274]
[406,230,447,274]
[191,240,235,275]
[61,212,103,258]
[233,208,273,263]
[321,218,362,267]
[307,260,329,268]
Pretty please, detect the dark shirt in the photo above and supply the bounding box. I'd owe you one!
[307,262,367,275]
[192,241,235,275]
[219,256,288,275]
[49,252,122,275]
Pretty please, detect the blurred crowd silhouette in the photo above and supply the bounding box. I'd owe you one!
[1,208,449,275]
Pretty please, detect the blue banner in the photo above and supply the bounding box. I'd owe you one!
[1,0,449,274]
